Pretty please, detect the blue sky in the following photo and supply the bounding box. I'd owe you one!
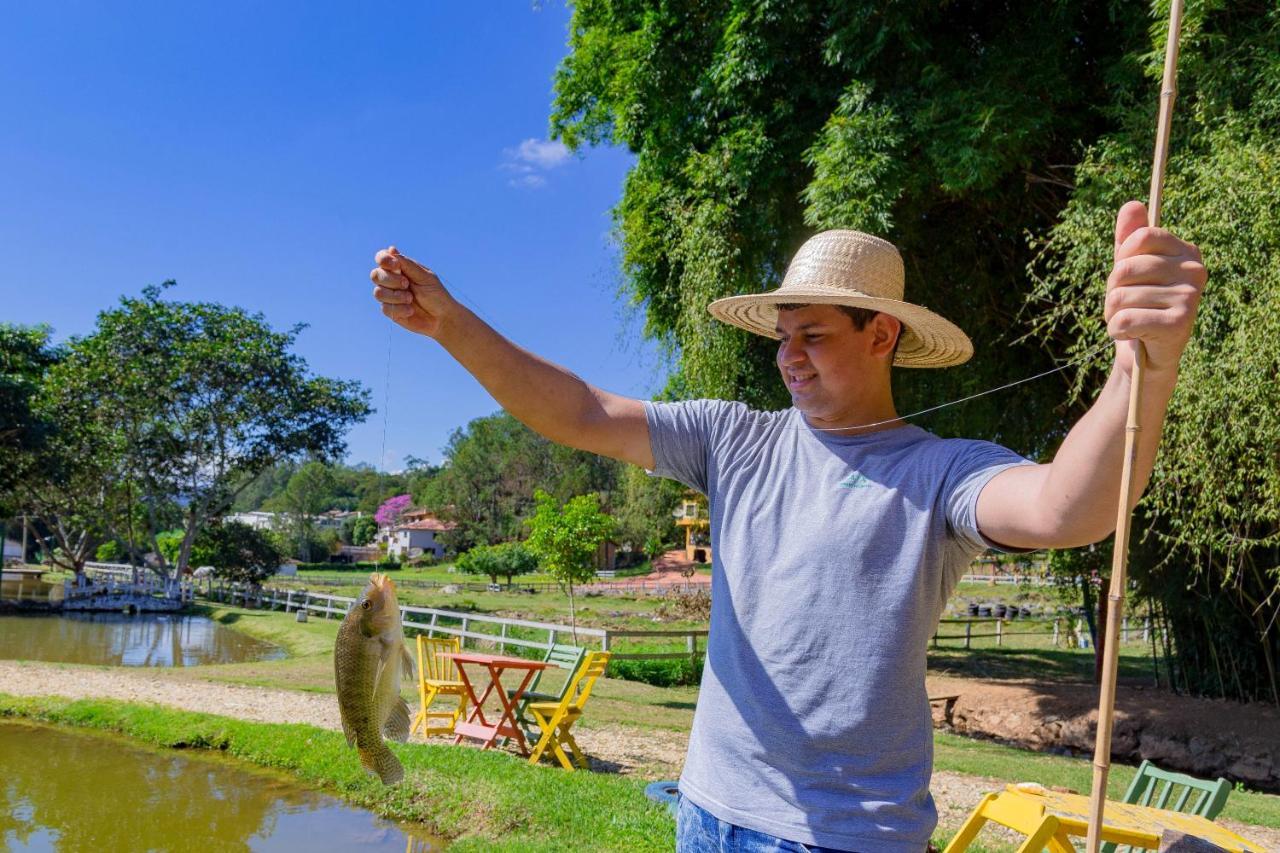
[0,2,666,470]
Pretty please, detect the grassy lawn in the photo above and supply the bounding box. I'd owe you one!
[0,694,674,852]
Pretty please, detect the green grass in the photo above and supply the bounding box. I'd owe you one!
[0,694,674,851]
[185,605,1280,837]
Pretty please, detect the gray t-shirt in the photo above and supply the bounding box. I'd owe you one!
[645,399,1033,852]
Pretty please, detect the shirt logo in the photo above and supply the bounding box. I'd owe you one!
[838,472,871,489]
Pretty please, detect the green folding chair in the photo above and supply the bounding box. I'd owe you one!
[1101,759,1232,853]
[504,643,586,742]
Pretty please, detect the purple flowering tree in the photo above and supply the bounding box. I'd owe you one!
[375,494,412,528]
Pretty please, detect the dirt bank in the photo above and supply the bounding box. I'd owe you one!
[928,674,1280,793]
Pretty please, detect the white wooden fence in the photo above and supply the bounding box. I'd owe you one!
[199,581,707,664]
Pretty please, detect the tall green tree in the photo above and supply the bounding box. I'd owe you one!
[1027,3,1280,704]
[554,0,1280,704]
[551,0,1151,454]
[0,324,63,560]
[526,490,615,639]
[47,283,371,577]
[273,460,338,561]
[422,412,618,551]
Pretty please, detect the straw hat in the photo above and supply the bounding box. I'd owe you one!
[707,230,973,368]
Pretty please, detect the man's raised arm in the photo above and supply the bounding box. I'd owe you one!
[974,201,1207,550]
[370,247,655,471]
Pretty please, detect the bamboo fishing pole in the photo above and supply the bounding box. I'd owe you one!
[1085,1,1185,850]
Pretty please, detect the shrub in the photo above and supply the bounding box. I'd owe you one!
[608,656,702,687]
[95,540,124,562]
[295,560,400,572]
[192,521,286,586]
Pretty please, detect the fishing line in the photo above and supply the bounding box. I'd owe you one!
[380,326,393,473]
[402,267,1113,437]
[801,340,1113,433]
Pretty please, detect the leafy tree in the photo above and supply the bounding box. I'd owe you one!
[375,494,412,527]
[95,540,124,563]
[1025,4,1280,704]
[351,515,378,547]
[553,0,1280,704]
[274,460,337,561]
[612,465,683,558]
[456,541,539,586]
[525,490,614,639]
[191,520,286,586]
[0,324,61,509]
[421,412,618,551]
[155,529,185,566]
[550,0,1146,454]
[42,283,370,577]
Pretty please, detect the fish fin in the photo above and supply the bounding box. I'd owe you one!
[383,697,411,743]
[359,745,405,785]
[401,645,415,680]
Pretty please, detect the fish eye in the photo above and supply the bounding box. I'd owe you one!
[360,599,372,610]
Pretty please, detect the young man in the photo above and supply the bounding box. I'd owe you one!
[370,200,1205,852]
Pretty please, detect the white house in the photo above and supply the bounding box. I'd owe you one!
[225,509,363,532]
[3,538,24,562]
[379,509,455,560]
[224,511,280,531]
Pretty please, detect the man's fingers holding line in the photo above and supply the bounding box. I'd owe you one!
[373,285,413,304]
[371,267,409,290]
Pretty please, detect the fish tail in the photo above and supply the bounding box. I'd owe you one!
[359,745,404,785]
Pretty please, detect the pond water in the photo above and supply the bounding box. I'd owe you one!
[0,721,442,851]
[0,613,287,666]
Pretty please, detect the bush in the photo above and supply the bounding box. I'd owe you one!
[295,560,400,572]
[95,540,124,562]
[456,542,538,585]
[608,656,703,687]
[192,521,286,586]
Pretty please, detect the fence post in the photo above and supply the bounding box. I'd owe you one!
[965,622,972,650]
[547,629,556,651]
[500,622,508,652]
[1122,616,1129,643]
[429,612,438,638]
[1053,618,1060,648]
[602,631,611,653]
[1143,616,1150,643]
[285,589,293,612]
[460,618,469,649]
[687,634,697,668]
[996,619,1003,647]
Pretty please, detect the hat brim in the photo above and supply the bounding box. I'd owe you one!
[707,286,973,368]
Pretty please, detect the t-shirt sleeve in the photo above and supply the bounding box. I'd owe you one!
[643,399,737,495]
[943,440,1038,556]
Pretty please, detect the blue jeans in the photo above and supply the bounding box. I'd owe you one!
[676,795,853,853]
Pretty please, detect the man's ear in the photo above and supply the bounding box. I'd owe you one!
[869,313,902,360]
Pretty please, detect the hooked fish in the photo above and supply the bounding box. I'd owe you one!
[334,572,415,784]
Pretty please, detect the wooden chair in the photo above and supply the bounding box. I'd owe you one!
[1101,760,1232,853]
[411,635,467,737]
[526,651,611,770]
[505,643,586,741]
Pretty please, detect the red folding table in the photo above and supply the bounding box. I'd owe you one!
[444,651,551,755]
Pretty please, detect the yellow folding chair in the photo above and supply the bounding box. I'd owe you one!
[411,635,467,737]
[526,651,611,770]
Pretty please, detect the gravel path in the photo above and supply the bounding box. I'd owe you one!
[2,660,1276,850]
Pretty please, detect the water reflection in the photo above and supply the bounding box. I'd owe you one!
[0,722,441,851]
[0,579,63,602]
[0,613,287,666]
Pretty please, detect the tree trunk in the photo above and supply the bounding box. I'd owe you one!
[568,583,578,644]
[1094,578,1109,685]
